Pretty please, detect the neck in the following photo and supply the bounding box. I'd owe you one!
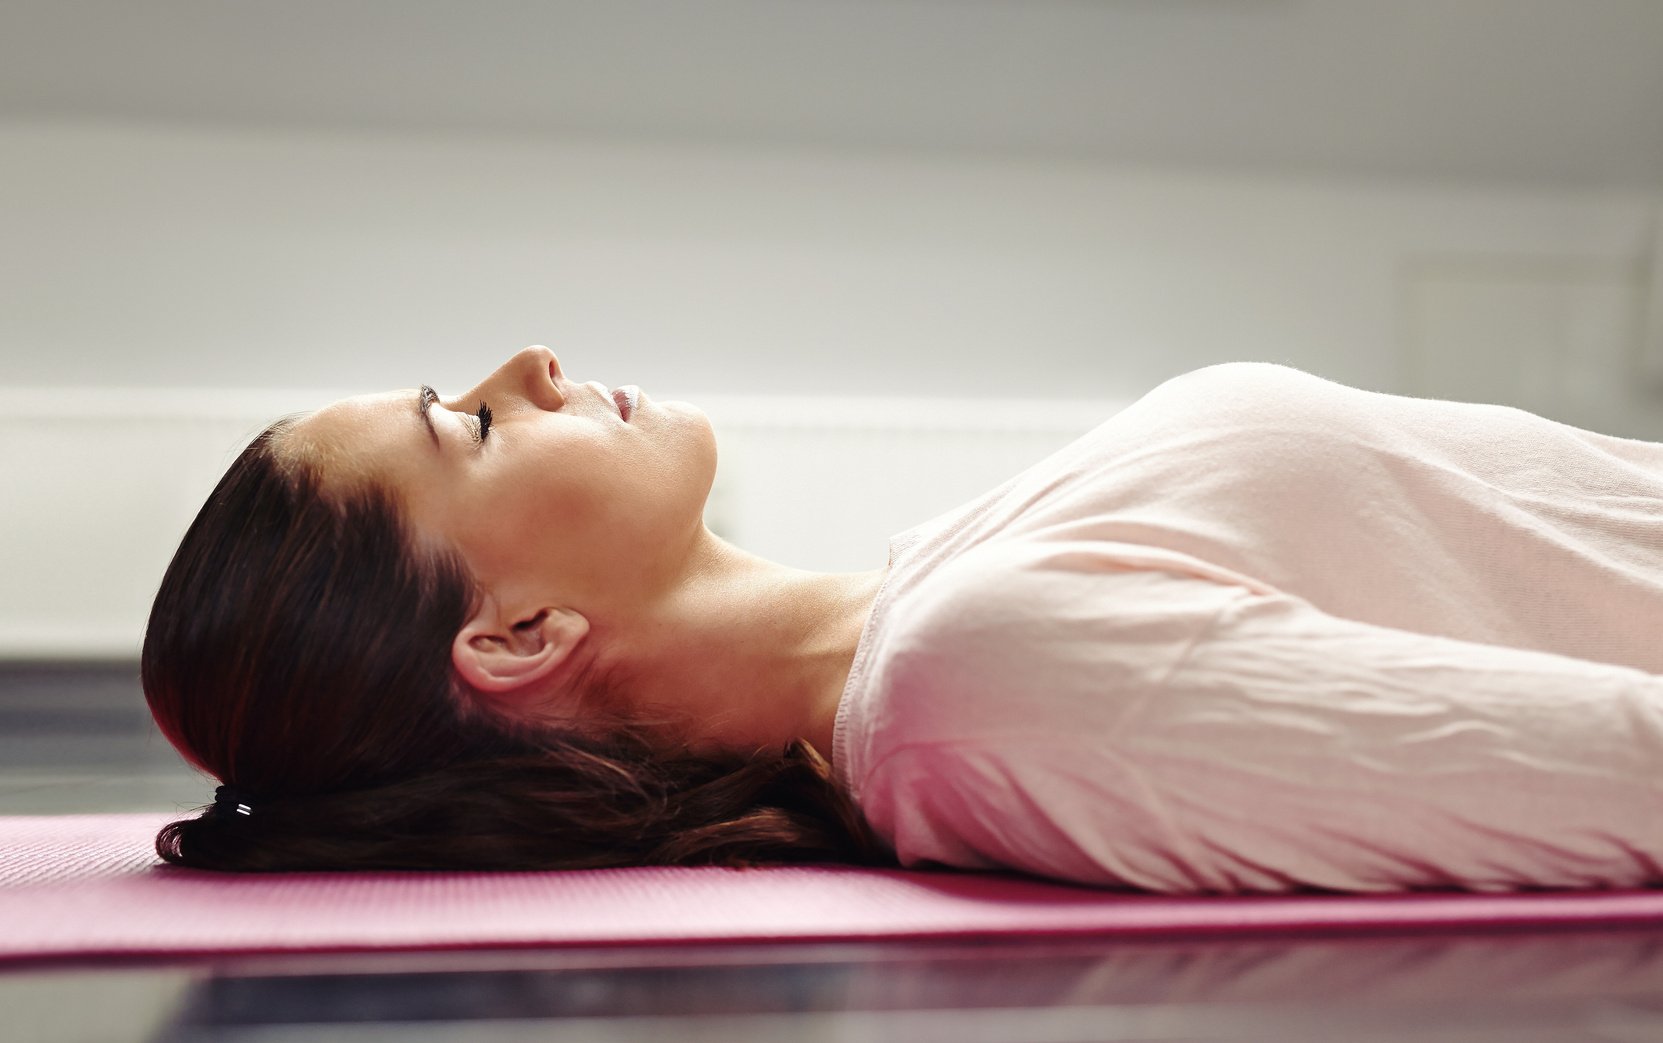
[603,528,888,766]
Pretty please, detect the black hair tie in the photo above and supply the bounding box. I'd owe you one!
[213,784,257,818]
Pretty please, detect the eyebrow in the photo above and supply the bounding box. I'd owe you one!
[417,385,440,448]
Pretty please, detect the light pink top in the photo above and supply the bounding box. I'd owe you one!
[832,362,1663,894]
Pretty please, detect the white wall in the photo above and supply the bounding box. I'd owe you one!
[4,121,1657,402]
[3,120,1660,658]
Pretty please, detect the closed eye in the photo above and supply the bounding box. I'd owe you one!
[473,400,493,443]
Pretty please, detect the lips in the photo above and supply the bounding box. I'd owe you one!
[611,387,632,422]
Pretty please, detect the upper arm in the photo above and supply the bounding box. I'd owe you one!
[878,541,1245,747]
[864,565,1663,893]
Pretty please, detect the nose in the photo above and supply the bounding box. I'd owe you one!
[457,345,566,414]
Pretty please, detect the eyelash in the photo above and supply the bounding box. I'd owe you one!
[474,401,493,442]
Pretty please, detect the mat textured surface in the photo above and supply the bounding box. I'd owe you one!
[6,813,1663,964]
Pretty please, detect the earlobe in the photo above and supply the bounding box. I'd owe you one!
[451,599,590,695]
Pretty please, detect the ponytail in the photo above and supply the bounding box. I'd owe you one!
[158,739,889,872]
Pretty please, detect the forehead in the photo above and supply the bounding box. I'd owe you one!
[282,389,422,490]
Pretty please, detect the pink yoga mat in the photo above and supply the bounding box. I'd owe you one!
[5,813,1663,964]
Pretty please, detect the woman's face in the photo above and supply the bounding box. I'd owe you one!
[283,346,718,625]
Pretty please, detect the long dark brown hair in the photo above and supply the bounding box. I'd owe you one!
[142,419,892,872]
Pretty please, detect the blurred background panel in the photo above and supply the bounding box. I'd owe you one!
[3,0,1661,399]
[0,0,1659,805]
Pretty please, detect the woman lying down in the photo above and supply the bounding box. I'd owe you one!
[142,348,1663,894]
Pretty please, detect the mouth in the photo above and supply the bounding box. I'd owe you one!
[611,385,639,422]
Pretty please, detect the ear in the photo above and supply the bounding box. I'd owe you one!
[451,596,590,696]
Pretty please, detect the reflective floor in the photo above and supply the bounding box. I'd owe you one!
[13,930,1663,1042]
[8,663,1663,1043]
[0,661,204,816]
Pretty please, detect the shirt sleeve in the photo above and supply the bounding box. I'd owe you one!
[862,553,1663,894]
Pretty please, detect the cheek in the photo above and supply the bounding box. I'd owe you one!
[440,432,656,573]
[461,471,606,567]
